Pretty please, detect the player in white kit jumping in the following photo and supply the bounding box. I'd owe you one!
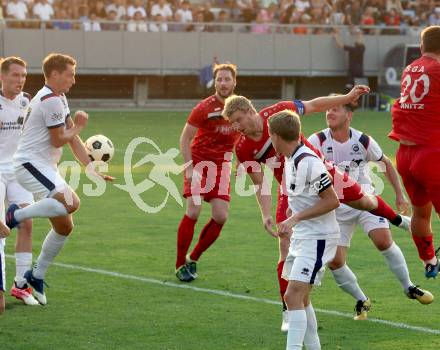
[5,53,113,305]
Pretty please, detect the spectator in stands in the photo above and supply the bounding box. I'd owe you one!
[384,8,401,34]
[334,28,365,90]
[237,0,255,23]
[429,7,440,25]
[127,9,147,31]
[176,0,192,22]
[295,0,310,13]
[192,10,206,32]
[127,0,146,19]
[90,0,107,19]
[293,12,311,34]
[101,9,121,30]
[250,9,271,34]
[386,0,403,13]
[151,0,173,21]
[106,0,127,21]
[52,8,73,30]
[149,13,168,31]
[83,12,102,31]
[7,0,28,27]
[345,1,363,25]
[0,3,5,28]
[33,0,54,22]
[213,9,233,32]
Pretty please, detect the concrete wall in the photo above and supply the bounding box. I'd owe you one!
[0,28,418,76]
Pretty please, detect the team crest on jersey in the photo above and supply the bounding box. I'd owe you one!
[20,99,27,107]
[352,144,360,152]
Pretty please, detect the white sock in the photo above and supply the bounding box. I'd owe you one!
[286,310,307,350]
[304,303,321,350]
[33,229,67,280]
[331,264,368,302]
[381,242,412,291]
[15,252,32,288]
[15,198,68,222]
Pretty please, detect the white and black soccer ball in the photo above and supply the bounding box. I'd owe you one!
[85,135,115,163]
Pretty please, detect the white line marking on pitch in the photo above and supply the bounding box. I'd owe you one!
[6,255,439,335]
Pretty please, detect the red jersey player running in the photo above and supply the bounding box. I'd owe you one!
[222,91,411,331]
[175,63,239,282]
[389,26,440,278]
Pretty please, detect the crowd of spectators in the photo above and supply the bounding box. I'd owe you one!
[0,0,439,35]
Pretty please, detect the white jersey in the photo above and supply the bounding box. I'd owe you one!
[308,127,383,194]
[284,144,340,240]
[13,85,70,167]
[0,91,31,167]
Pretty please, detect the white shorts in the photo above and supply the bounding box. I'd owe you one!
[0,166,34,206]
[282,238,338,286]
[14,161,69,200]
[336,205,390,247]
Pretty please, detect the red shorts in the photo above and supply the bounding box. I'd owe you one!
[396,144,440,212]
[183,161,231,202]
[325,162,364,203]
[276,186,289,224]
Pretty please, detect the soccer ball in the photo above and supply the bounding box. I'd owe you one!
[85,135,115,163]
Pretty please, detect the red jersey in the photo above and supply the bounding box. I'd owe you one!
[389,55,440,146]
[235,100,323,184]
[187,95,239,165]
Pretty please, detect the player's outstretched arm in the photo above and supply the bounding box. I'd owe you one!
[49,110,88,148]
[180,123,198,180]
[277,185,339,236]
[381,154,410,215]
[302,85,370,115]
[248,170,277,237]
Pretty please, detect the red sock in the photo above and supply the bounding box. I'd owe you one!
[277,261,288,310]
[190,218,223,261]
[370,196,401,226]
[412,234,435,261]
[176,215,197,269]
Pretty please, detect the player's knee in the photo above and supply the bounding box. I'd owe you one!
[328,258,344,270]
[212,212,228,225]
[57,222,74,236]
[66,196,80,214]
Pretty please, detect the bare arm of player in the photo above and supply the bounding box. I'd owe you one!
[180,123,198,180]
[381,155,410,215]
[333,30,344,49]
[49,110,88,148]
[302,85,370,114]
[248,170,278,237]
[66,118,115,182]
[277,186,340,236]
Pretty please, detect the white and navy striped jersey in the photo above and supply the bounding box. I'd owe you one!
[13,85,70,167]
[0,91,31,166]
[308,127,383,194]
[284,144,340,240]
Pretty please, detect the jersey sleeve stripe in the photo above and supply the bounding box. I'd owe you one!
[40,93,58,102]
[316,131,327,146]
[47,123,65,129]
[359,133,370,150]
[293,153,317,169]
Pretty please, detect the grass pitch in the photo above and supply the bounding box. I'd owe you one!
[0,110,439,349]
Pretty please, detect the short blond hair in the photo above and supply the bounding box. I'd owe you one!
[222,95,257,119]
[42,53,76,79]
[0,56,26,74]
[268,110,301,141]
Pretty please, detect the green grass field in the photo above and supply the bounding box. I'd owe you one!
[1,110,439,349]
